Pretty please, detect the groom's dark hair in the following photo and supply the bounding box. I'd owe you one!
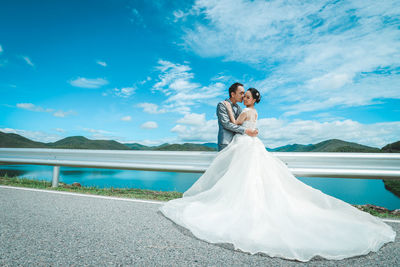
[229,82,243,98]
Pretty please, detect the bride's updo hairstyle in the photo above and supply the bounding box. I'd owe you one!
[248,88,261,104]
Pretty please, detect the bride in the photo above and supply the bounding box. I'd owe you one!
[159,88,396,262]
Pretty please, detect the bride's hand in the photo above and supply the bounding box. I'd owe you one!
[223,101,232,110]
[245,128,258,137]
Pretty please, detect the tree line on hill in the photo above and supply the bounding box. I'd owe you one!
[0,131,399,152]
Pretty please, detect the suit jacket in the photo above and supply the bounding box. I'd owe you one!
[216,98,246,148]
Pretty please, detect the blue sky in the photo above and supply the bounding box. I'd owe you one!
[1,0,399,148]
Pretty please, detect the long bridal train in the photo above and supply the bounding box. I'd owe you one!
[159,134,396,262]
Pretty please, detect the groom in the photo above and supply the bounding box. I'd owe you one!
[216,82,258,151]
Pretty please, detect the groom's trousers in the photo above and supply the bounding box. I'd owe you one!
[218,144,228,151]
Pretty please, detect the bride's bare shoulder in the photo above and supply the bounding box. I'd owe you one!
[243,108,258,120]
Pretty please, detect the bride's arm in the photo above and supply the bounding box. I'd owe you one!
[223,101,237,123]
[236,112,247,125]
[223,101,247,125]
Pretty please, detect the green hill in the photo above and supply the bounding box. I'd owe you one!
[124,143,217,151]
[271,139,381,152]
[269,143,312,152]
[0,131,48,148]
[0,132,131,150]
[126,142,217,151]
[153,143,216,151]
[124,143,152,150]
[382,141,400,153]
[48,136,131,150]
[0,131,397,153]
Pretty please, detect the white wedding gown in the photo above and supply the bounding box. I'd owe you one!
[159,108,396,262]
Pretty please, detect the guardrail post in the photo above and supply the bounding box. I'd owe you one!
[52,166,60,187]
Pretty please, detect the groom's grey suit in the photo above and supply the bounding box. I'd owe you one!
[216,98,246,151]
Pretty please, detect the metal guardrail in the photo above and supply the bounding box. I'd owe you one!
[0,148,399,187]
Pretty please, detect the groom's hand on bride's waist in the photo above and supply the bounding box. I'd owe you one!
[245,128,258,137]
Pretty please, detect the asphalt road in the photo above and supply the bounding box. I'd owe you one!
[0,186,399,266]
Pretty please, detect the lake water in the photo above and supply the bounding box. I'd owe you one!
[1,164,399,210]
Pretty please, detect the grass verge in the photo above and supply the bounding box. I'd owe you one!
[0,175,399,219]
[354,205,400,219]
[0,175,182,201]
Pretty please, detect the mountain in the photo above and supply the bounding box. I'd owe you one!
[202,143,219,150]
[0,131,47,148]
[47,136,131,150]
[269,143,312,152]
[381,141,400,153]
[270,139,381,153]
[125,142,218,151]
[0,132,131,150]
[153,143,216,151]
[0,131,398,152]
[124,143,152,150]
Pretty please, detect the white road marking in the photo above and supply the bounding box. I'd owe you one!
[381,218,400,223]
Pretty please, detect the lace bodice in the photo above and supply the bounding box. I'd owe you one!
[242,108,257,129]
[243,120,257,129]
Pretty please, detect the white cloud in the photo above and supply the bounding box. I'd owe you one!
[121,116,132,121]
[16,103,46,112]
[69,77,109,88]
[83,128,114,135]
[153,59,194,93]
[313,112,346,122]
[77,128,123,141]
[0,44,3,53]
[141,121,158,129]
[169,111,399,148]
[257,118,400,149]
[173,10,187,22]
[53,110,76,118]
[171,118,218,143]
[139,76,152,85]
[172,6,199,23]
[54,128,66,133]
[120,137,177,146]
[281,74,400,116]
[16,103,75,117]
[172,113,217,142]
[53,111,65,118]
[22,56,34,67]
[151,59,226,113]
[112,86,136,98]
[96,60,107,67]
[176,112,206,125]
[136,103,166,114]
[130,8,145,27]
[179,0,400,115]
